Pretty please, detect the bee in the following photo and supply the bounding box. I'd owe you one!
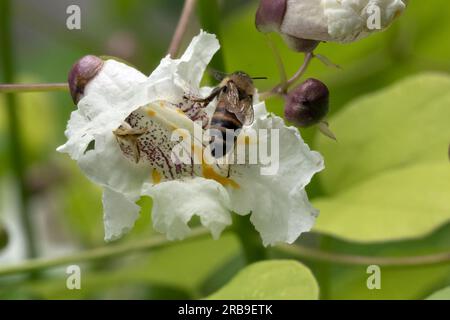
[192,71,265,158]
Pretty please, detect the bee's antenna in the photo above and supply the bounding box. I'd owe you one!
[251,77,268,80]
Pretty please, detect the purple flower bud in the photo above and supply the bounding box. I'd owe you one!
[256,0,320,52]
[255,0,287,33]
[68,55,104,104]
[284,78,329,127]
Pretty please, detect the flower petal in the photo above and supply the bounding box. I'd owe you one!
[281,0,329,41]
[103,187,140,241]
[58,31,221,190]
[176,31,220,88]
[78,133,149,196]
[58,31,323,246]
[281,0,406,43]
[58,29,220,162]
[57,59,149,160]
[229,106,324,246]
[142,178,232,240]
[324,0,406,43]
[149,30,220,93]
[58,32,229,243]
[253,188,318,247]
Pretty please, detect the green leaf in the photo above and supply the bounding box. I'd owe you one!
[207,260,319,300]
[314,162,450,242]
[284,224,450,299]
[313,73,450,242]
[309,224,450,299]
[317,73,450,192]
[426,287,450,300]
[327,263,450,300]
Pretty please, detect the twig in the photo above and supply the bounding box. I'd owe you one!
[266,34,287,86]
[285,52,314,88]
[276,243,450,267]
[0,83,68,93]
[0,0,198,94]
[167,0,198,58]
[2,227,449,277]
[260,52,314,100]
[0,228,210,277]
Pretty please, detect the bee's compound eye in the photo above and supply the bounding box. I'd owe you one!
[284,78,329,127]
[233,71,250,79]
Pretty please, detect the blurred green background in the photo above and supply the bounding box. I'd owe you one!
[0,0,449,299]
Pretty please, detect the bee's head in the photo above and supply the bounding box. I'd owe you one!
[228,71,255,96]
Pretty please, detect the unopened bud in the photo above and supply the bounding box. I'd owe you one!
[255,0,287,33]
[284,78,329,127]
[68,55,104,104]
[256,0,319,52]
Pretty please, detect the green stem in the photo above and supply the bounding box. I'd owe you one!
[197,0,226,75]
[316,235,332,300]
[1,226,449,277]
[232,215,267,264]
[0,83,68,93]
[0,0,37,260]
[0,228,210,277]
[265,34,287,85]
[260,52,314,100]
[285,52,314,89]
[276,243,450,267]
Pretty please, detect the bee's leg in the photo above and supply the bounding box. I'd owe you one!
[212,146,232,178]
[186,86,222,107]
[225,145,234,178]
[214,163,231,178]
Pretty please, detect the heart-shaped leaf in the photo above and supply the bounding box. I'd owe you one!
[313,73,450,242]
[207,260,319,300]
[426,286,450,300]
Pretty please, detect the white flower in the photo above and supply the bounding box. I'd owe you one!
[57,31,324,246]
[257,0,407,44]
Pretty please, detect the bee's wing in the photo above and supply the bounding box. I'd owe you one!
[223,81,240,107]
[238,97,254,126]
[224,82,254,125]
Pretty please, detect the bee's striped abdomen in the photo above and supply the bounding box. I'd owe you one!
[209,102,242,158]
